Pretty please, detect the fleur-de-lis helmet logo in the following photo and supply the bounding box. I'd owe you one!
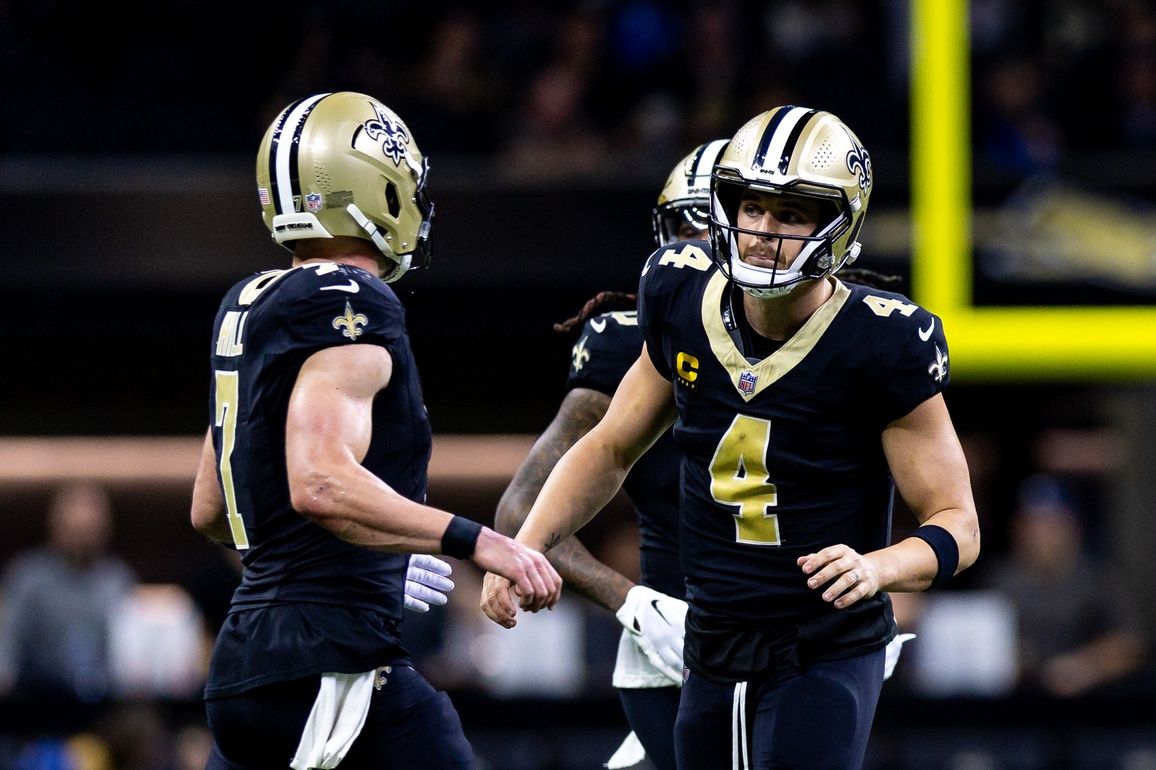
[846,141,873,193]
[363,103,411,167]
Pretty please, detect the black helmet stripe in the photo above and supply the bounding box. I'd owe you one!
[269,93,331,215]
[752,106,816,174]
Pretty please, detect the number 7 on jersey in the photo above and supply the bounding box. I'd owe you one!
[213,370,250,549]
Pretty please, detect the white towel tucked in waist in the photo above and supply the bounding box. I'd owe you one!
[290,669,378,770]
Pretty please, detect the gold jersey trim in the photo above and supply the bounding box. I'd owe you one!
[701,274,850,402]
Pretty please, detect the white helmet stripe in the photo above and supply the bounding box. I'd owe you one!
[271,92,331,216]
[752,106,813,176]
[692,139,729,186]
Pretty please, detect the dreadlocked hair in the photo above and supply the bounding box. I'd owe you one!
[553,290,638,334]
[836,267,903,291]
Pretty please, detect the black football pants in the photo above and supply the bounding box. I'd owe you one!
[675,649,884,770]
[204,665,474,770]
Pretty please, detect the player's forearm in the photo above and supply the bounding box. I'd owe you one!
[191,429,233,544]
[924,506,981,572]
[494,418,563,536]
[495,391,630,608]
[191,505,234,545]
[191,479,231,543]
[872,508,980,592]
[499,445,634,611]
[881,397,981,592]
[546,535,634,612]
[517,430,630,553]
[290,460,455,553]
[495,390,607,536]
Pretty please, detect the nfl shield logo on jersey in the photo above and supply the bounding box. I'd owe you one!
[306,192,323,212]
[739,371,758,394]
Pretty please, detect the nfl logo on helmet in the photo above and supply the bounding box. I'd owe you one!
[739,371,757,395]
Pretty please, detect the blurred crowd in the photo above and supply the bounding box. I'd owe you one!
[0,471,1150,768]
[1,0,1154,180]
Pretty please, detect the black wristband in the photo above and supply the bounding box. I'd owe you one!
[441,515,483,559]
[907,524,960,589]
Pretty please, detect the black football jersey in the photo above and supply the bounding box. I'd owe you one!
[566,311,683,598]
[204,262,429,696]
[638,241,949,680]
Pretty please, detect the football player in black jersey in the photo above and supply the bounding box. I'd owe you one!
[484,106,980,770]
[488,140,727,770]
[190,92,560,770]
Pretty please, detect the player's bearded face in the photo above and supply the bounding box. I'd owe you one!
[735,191,824,270]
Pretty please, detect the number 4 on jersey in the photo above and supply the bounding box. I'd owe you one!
[862,295,917,317]
[709,414,781,545]
[657,243,712,271]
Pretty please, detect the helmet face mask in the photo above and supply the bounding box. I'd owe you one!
[708,106,871,297]
[255,92,434,282]
[652,202,712,247]
[651,139,729,247]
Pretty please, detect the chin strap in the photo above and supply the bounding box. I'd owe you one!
[346,204,410,282]
[742,282,798,299]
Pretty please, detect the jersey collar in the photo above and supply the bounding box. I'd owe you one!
[701,274,850,402]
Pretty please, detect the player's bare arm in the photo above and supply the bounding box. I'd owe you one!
[494,387,635,612]
[799,393,980,607]
[482,349,675,624]
[285,343,561,601]
[284,343,448,550]
[191,428,232,544]
[520,351,677,553]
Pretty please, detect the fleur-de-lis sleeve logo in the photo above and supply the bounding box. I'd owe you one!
[332,301,368,340]
[363,103,410,167]
[928,345,949,383]
[571,336,591,372]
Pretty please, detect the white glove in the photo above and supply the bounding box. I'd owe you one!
[403,554,454,613]
[883,632,917,680]
[615,585,688,685]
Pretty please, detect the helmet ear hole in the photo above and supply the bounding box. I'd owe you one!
[713,177,744,225]
[385,183,401,219]
[816,199,841,234]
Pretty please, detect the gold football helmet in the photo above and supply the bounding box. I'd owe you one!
[709,106,872,297]
[651,139,729,247]
[255,92,433,282]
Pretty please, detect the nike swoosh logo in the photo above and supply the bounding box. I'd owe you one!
[320,280,359,294]
[590,318,607,333]
[649,599,669,624]
[918,319,935,342]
